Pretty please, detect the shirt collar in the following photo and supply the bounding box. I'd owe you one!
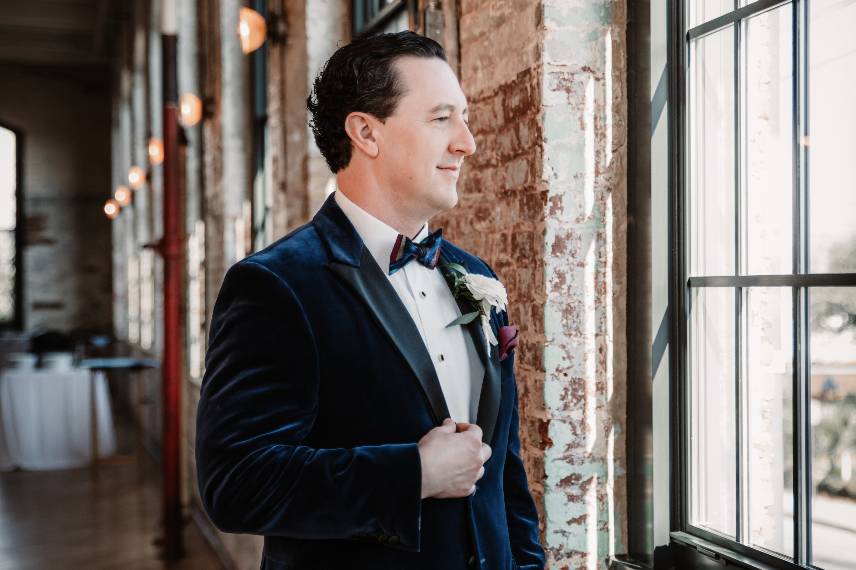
[334,188,429,275]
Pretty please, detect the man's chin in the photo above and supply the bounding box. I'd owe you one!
[439,185,459,210]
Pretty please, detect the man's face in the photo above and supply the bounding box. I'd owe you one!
[374,56,476,221]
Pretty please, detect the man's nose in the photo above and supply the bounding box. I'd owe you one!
[451,120,476,157]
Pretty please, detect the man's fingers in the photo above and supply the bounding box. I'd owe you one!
[480,443,492,462]
[438,418,457,432]
[458,422,483,440]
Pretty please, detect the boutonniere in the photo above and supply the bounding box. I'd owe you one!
[440,262,510,356]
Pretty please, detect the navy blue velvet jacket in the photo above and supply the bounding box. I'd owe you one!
[196,192,546,570]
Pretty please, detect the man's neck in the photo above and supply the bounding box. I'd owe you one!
[335,179,427,239]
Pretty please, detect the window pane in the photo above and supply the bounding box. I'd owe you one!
[689,0,735,29]
[744,6,793,275]
[809,287,856,568]
[690,287,737,537]
[745,287,794,557]
[808,0,856,274]
[689,28,736,276]
[0,126,16,323]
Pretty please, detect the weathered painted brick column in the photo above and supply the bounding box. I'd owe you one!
[540,1,628,566]
[437,1,628,567]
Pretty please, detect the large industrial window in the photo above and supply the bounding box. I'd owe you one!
[671,1,856,568]
[0,124,20,329]
[352,0,413,37]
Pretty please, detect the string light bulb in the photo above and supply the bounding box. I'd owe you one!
[128,166,146,189]
[104,199,120,220]
[114,185,131,206]
[148,137,164,166]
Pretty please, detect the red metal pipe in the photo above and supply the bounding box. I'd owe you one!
[160,13,183,559]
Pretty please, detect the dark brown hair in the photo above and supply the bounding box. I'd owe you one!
[306,30,447,173]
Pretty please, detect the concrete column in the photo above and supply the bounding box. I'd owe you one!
[178,0,202,227]
[304,0,348,219]
[219,0,250,265]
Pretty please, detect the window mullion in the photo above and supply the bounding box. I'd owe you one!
[792,0,811,564]
[733,10,747,544]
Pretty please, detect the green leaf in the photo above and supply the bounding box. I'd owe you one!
[445,311,480,327]
[445,262,468,275]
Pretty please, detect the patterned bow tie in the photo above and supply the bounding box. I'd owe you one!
[388,228,444,275]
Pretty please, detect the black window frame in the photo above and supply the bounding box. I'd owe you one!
[351,0,415,37]
[249,0,269,253]
[668,0,856,568]
[0,120,23,331]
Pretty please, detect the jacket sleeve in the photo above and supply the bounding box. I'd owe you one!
[195,260,423,550]
[480,258,546,569]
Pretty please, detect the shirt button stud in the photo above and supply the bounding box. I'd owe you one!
[439,354,445,361]
[420,291,426,297]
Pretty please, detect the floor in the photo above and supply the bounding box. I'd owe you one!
[0,453,223,569]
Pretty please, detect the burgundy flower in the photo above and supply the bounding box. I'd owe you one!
[498,324,519,362]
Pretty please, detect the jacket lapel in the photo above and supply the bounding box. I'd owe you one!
[314,194,451,425]
[438,245,502,446]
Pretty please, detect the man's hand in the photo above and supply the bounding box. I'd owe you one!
[417,418,492,499]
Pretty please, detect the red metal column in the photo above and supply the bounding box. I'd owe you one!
[160,0,183,560]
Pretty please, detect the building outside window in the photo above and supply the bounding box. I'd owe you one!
[672,1,856,568]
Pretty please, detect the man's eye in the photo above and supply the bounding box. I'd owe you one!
[435,116,450,121]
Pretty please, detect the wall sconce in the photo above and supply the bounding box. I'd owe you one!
[104,199,120,220]
[128,165,146,189]
[148,137,164,166]
[238,7,286,54]
[114,185,132,206]
[238,7,266,54]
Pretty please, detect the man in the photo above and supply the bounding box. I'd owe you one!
[196,31,546,570]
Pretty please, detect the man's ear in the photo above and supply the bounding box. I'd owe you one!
[343,112,380,159]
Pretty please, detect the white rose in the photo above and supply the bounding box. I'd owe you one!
[464,274,507,315]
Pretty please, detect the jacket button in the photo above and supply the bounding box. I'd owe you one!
[388,535,400,544]
[468,554,476,566]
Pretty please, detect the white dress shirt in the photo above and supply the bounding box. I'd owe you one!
[334,189,484,423]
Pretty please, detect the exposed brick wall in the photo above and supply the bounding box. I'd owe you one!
[432,0,550,544]
[435,1,630,567]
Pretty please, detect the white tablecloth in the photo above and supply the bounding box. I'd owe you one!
[0,369,117,470]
